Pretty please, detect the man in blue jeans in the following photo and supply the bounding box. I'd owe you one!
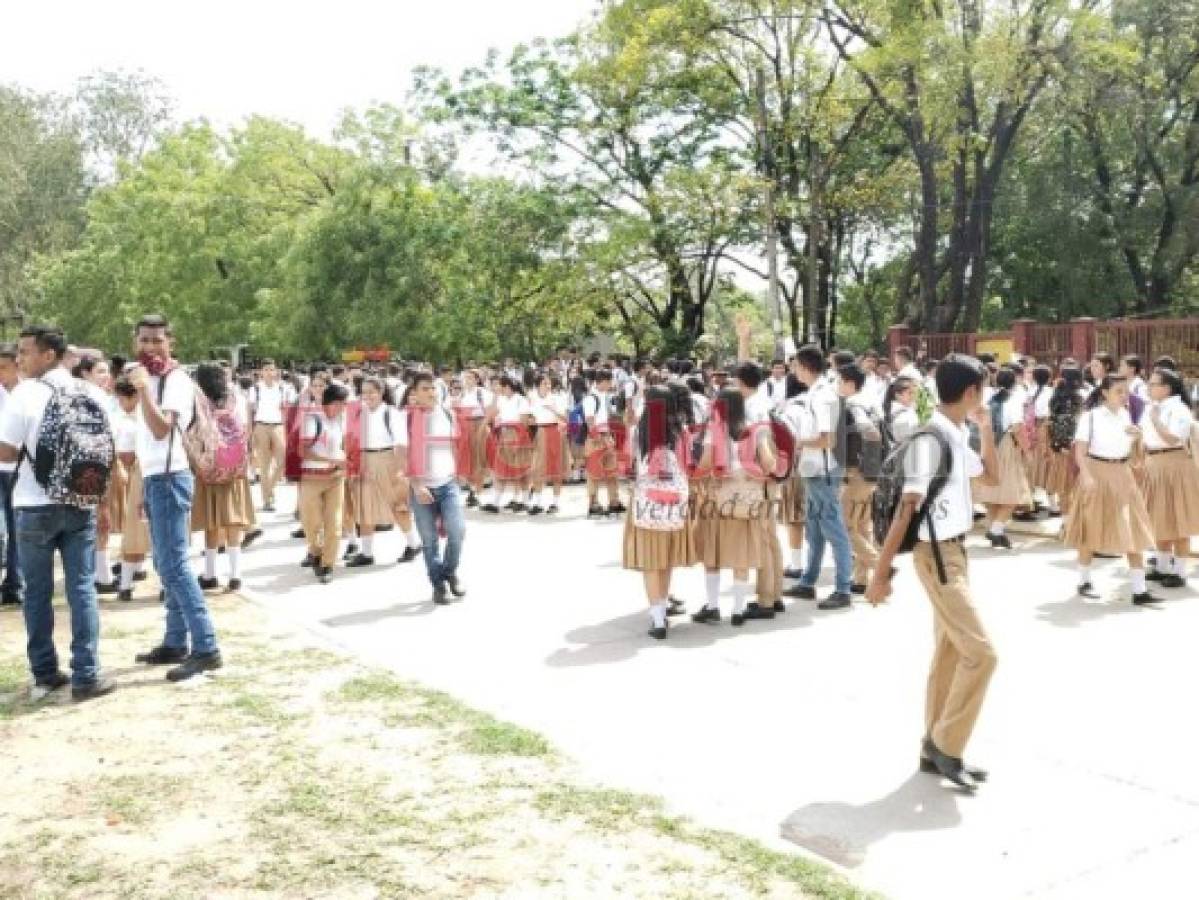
[0,324,112,700]
[128,314,222,681]
[397,372,466,605]
[784,344,854,610]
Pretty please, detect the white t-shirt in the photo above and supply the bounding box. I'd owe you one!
[301,412,346,471]
[138,369,196,477]
[584,391,612,429]
[745,390,772,425]
[529,392,566,425]
[904,410,984,542]
[455,386,494,420]
[798,382,840,476]
[889,405,919,443]
[762,376,788,411]
[1033,387,1052,419]
[253,381,294,425]
[0,367,83,507]
[114,409,140,456]
[1074,405,1134,459]
[364,403,398,450]
[496,393,530,425]
[691,393,710,425]
[1143,396,1193,451]
[396,405,457,489]
[0,384,16,474]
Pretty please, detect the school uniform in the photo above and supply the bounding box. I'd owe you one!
[1029,387,1053,491]
[622,443,697,571]
[453,386,493,487]
[192,394,255,534]
[115,410,150,559]
[299,410,347,568]
[583,390,621,500]
[354,403,404,528]
[904,411,997,760]
[974,395,1032,508]
[693,433,768,572]
[1062,406,1154,555]
[492,393,533,483]
[1141,396,1199,542]
[250,381,294,507]
[1042,390,1086,508]
[889,405,919,444]
[762,377,788,412]
[778,396,810,528]
[529,392,569,489]
[842,396,881,586]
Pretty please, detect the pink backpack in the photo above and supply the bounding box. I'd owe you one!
[187,395,249,485]
[1021,394,1039,450]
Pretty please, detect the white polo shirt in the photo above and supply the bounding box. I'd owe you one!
[1142,396,1193,451]
[138,369,196,477]
[903,410,983,542]
[1074,405,1134,459]
[798,381,840,476]
[253,381,294,425]
[0,367,81,507]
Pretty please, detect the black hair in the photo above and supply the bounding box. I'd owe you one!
[595,368,614,386]
[894,346,914,363]
[733,361,764,390]
[687,375,706,396]
[322,383,350,406]
[1084,374,1127,411]
[114,376,138,399]
[1091,352,1115,375]
[1121,354,1143,376]
[638,386,682,459]
[194,363,229,406]
[1151,367,1185,399]
[19,324,67,360]
[882,376,916,425]
[499,374,524,396]
[237,375,254,391]
[713,387,747,442]
[667,381,694,429]
[785,373,808,400]
[135,313,172,336]
[934,353,988,404]
[361,375,395,406]
[793,344,826,375]
[838,363,866,391]
[1154,355,1178,371]
[831,350,856,369]
[570,376,588,404]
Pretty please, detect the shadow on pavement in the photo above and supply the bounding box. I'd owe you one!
[1035,594,1164,628]
[321,600,440,628]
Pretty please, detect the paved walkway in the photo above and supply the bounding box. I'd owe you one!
[239,483,1199,900]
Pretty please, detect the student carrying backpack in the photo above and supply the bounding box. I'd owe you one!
[30,378,115,507]
[872,427,954,583]
[844,399,887,481]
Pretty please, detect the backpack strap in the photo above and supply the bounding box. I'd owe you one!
[383,407,393,440]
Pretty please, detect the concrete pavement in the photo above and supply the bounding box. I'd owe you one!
[235,483,1199,900]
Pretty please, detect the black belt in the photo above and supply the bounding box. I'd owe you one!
[255,421,282,426]
[363,448,393,454]
[927,534,965,545]
[1086,453,1129,463]
[1146,447,1183,456]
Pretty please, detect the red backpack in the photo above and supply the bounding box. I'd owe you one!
[188,395,248,485]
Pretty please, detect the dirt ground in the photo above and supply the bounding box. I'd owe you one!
[0,593,872,900]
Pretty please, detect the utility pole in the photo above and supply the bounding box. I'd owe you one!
[756,67,785,360]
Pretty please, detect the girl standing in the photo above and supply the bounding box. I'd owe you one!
[1063,376,1159,604]
[1043,367,1087,517]
[481,375,532,513]
[455,369,492,507]
[1141,368,1199,589]
[975,368,1032,549]
[882,376,919,443]
[113,377,150,602]
[528,374,569,515]
[345,377,402,568]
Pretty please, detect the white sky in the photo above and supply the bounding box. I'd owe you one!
[1,0,597,137]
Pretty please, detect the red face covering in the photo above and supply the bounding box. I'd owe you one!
[137,351,175,378]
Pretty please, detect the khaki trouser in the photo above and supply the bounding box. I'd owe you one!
[253,423,286,505]
[756,485,783,602]
[913,541,997,758]
[842,468,879,583]
[300,475,345,568]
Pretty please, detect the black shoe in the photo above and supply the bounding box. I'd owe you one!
[772,600,786,613]
[1077,581,1099,599]
[922,740,978,791]
[547,504,559,514]
[691,606,721,624]
[342,543,359,561]
[505,500,519,511]
[1160,574,1187,589]
[433,583,450,605]
[136,645,189,665]
[607,503,626,516]
[783,567,803,580]
[118,589,133,603]
[587,504,605,518]
[743,603,775,620]
[481,503,499,513]
[1094,552,1118,559]
[1133,591,1163,606]
[95,581,118,595]
[316,566,333,584]
[218,545,226,554]
[1,592,22,606]
[241,528,263,550]
[986,533,1013,550]
[666,597,686,617]
[198,576,220,591]
[263,502,276,513]
[35,671,69,692]
[167,651,223,682]
[817,592,852,610]
[730,612,746,627]
[921,737,988,782]
[446,575,466,598]
[1046,508,1062,518]
[972,510,986,521]
[647,623,668,640]
[528,505,543,516]
[345,554,375,568]
[72,677,116,702]
[228,578,242,592]
[850,583,867,595]
[783,583,817,600]
[291,527,306,539]
[300,553,317,568]
[133,571,148,582]
[466,493,479,508]
[1012,509,1039,522]
[1146,570,1166,582]
[398,547,420,564]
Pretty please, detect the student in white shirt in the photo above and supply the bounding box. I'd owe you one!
[762,359,789,412]
[128,314,222,682]
[1142,368,1199,588]
[397,372,466,605]
[1063,375,1158,604]
[882,376,920,444]
[455,369,494,506]
[298,382,349,583]
[480,375,533,513]
[1119,354,1150,405]
[0,325,113,699]
[0,344,22,605]
[974,368,1032,548]
[111,377,150,601]
[249,359,294,513]
[894,346,921,382]
[582,369,624,517]
[528,373,569,515]
[868,353,999,791]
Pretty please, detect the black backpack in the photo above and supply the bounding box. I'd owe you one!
[871,426,954,583]
[1048,393,1081,452]
[29,379,115,507]
[843,400,887,480]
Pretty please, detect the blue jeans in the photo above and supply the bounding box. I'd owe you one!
[0,471,21,598]
[410,481,466,589]
[800,473,853,595]
[144,471,218,655]
[17,505,100,687]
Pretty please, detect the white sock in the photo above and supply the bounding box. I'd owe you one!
[1130,568,1147,594]
[541,487,553,507]
[705,573,720,610]
[1176,556,1189,577]
[650,601,667,628]
[1162,553,1175,576]
[406,528,421,549]
[135,560,146,575]
[790,548,804,569]
[989,522,1005,536]
[361,534,374,556]
[204,549,217,579]
[119,562,135,591]
[228,547,241,579]
[484,486,499,506]
[732,580,748,615]
[343,529,356,545]
[96,550,113,585]
[1078,565,1091,586]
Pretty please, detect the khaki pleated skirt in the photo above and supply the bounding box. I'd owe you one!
[779,474,806,525]
[191,475,255,532]
[1029,421,1052,489]
[1141,449,1199,542]
[1063,458,1155,555]
[975,431,1032,507]
[106,461,128,535]
[121,460,150,557]
[493,423,535,481]
[355,450,403,526]
[584,432,620,481]
[466,418,489,482]
[1042,449,1077,501]
[532,424,570,483]
[622,512,697,571]
[692,485,764,570]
